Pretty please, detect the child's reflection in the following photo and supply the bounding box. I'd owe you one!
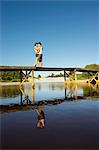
[35,105,45,128]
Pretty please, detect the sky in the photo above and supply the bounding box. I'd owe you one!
[0,0,99,71]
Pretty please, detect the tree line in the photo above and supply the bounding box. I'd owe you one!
[47,64,99,79]
[0,71,20,82]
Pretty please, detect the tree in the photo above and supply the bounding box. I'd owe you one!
[81,64,99,79]
[0,71,20,81]
[38,74,41,79]
[85,64,99,70]
[51,73,55,77]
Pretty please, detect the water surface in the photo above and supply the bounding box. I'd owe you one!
[0,82,99,149]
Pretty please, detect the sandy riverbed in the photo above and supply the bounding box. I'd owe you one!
[0,77,88,86]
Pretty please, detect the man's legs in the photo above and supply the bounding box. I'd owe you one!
[38,54,42,67]
[38,62,42,67]
[34,54,42,67]
[34,57,38,66]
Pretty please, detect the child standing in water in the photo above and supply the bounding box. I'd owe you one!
[34,42,43,67]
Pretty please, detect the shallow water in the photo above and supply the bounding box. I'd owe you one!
[0,82,99,149]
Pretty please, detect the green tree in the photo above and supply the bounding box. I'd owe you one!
[81,64,99,80]
[0,71,20,81]
[38,74,41,79]
[85,64,99,70]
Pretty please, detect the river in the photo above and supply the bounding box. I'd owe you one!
[0,82,99,149]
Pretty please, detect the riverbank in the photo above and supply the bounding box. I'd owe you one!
[0,77,89,86]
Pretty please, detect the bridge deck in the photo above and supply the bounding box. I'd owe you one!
[0,66,99,73]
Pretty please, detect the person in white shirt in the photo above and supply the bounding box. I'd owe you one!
[34,42,43,67]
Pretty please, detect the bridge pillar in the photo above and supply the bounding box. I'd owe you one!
[75,83,78,99]
[20,70,22,82]
[74,69,77,83]
[64,70,66,85]
[97,72,99,82]
[32,70,35,89]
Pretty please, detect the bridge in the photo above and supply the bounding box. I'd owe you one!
[0,65,98,72]
[0,66,99,87]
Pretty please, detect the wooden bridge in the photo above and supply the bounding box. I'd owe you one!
[0,66,99,87]
[0,65,98,72]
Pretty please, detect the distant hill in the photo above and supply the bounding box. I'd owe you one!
[84,64,99,70]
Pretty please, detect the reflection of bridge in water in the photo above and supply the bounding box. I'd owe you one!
[20,82,99,104]
[0,82,99,113]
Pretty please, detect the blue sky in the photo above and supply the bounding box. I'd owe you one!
[1,0,99,70]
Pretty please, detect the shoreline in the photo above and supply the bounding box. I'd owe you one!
[0,77,88,86]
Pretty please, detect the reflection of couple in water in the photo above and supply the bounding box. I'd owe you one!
[35,105,45,129]
[23,95,32,104]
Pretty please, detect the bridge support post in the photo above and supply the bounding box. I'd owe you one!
[64,70,66,85]
[20,70,23,87]
[32,70,35,89]
[75,84,78,99]
[74,69,77,83]
[97,72,99,83]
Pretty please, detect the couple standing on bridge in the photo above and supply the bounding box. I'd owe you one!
[33,41,43,67]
